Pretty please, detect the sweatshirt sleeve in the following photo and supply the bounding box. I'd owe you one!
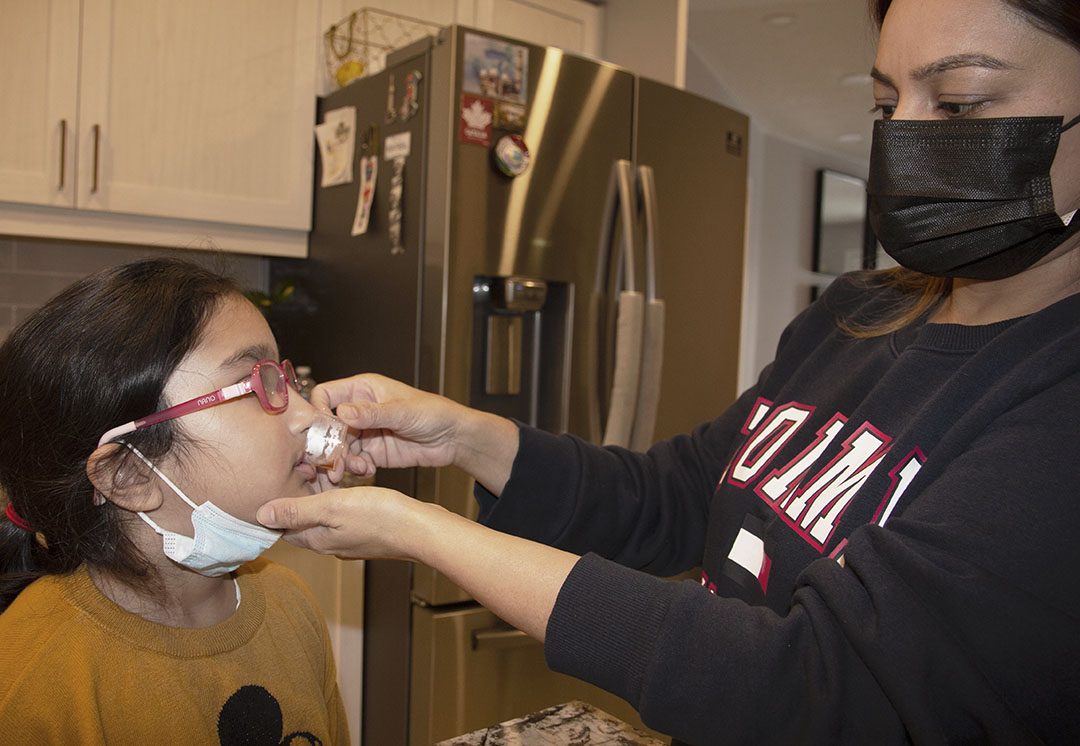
[474,300,825,576]
[542,374,1080,745]
[475,383,759,576]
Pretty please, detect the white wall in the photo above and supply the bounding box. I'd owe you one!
[685,43,868,392]
[602,0,687,87]
[742,128,867,387]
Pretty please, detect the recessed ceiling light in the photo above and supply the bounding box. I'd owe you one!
[837,133,864,143]
[839,72,873,87]
[763,13,797,27]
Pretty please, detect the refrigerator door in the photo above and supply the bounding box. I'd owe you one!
[410,604,662,745]
[634,78,749,444]
[411,28,636,606]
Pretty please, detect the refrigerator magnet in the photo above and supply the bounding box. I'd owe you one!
[492,134,530,177]
[314,106,356,188]
[351,153,377,236]
[399,70,423,121]
[462,33,528,104]
[494,101,526,132]
[460,94,494,146]
[383,132,411,161]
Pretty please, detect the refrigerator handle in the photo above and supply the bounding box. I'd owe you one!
[601,160,644,448]
[630,165,665,452]
[589,161,622,443]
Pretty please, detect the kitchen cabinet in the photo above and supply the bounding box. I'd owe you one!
[0,0,80,208]
[0,0,319,256]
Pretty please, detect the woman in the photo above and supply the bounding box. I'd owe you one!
[257,1,1080,743]
[0,259,348,743]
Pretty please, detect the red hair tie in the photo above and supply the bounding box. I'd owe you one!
[4,502,31,532]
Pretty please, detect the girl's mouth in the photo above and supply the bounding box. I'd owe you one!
[294,457,317,481]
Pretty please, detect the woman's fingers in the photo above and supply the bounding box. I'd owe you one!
[259,494,328,531]
[257,487,423,560]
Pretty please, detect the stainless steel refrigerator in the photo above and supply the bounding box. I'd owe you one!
[270,25,748,745]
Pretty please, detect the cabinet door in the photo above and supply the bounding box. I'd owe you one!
[77,0,318,230]
[0,0,79,207]
[476,0,602,56]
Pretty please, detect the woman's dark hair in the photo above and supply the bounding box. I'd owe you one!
[852,0,1080,337]
[0,258,240,611]
[871,0,1080,52]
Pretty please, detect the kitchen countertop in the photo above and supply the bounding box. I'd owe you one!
[435,700,668,746]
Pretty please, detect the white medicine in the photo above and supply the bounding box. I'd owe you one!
[305,413,348,468]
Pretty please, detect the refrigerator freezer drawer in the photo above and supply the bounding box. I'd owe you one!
[409,604,664,745]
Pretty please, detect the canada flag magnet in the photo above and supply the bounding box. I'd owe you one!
[460,94,493,146]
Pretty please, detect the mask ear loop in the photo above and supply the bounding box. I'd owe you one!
[1055,114,1080,227]
[124,443,202,536]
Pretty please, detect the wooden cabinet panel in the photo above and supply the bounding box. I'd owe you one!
[77,0,319,230]
[0,0,79,207]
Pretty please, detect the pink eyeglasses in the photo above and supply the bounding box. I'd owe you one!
[97,359,300,447]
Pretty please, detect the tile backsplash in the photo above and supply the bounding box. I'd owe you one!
[0,236,270,341]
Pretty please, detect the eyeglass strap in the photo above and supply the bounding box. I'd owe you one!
[98,421,138,448]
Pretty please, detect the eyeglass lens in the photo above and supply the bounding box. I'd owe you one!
[259,363,289,409]
[283,361,299,392]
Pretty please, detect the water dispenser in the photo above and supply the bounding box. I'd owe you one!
[470,275,572,432]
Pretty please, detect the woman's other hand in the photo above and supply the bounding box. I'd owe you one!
[258,486,427,561]
[258,486,577,642]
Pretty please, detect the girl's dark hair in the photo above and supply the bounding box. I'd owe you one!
[853,0,1080,337]
[0,258,239,611]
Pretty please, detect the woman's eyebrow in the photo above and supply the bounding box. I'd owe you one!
[217,344,277,371]
[871,54,1020,88]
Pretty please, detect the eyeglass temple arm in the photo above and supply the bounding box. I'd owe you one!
[96,382,251,447]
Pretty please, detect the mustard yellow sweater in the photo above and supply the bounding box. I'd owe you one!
[0,558,348,744]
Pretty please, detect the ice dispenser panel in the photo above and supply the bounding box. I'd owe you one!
[471,276,572,432]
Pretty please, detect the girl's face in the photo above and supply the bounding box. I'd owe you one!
[150,293,319,525]
[872,0,1080,216]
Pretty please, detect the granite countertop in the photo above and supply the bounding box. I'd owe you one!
[436,700,668,746]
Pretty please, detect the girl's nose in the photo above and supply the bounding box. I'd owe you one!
[286,388,319,430]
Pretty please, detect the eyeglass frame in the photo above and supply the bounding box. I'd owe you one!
[97,359,299,448]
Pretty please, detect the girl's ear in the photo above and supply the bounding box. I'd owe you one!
[86,443,163,512]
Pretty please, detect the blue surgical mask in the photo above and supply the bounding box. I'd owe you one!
[127,445,281,577]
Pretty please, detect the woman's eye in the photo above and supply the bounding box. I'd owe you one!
[937,101,984,117]
[869,103,896,120]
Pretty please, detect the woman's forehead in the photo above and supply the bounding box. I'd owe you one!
[878,0,1037,62]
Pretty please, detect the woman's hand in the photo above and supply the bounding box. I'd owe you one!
[259,486,428,561]
[258,487,579,642]
[310,373,520,494]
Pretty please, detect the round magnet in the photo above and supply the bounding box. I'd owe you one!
[492,134,530,177]
[304,413,349,469]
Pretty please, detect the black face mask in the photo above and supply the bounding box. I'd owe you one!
[867,114,1080,280]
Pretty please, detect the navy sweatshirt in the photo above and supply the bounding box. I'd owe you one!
[476,275,1080,745]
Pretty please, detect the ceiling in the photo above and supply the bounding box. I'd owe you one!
[686,0,881,166]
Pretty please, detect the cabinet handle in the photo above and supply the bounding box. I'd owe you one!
[470,626,535,651]
[90,124,101,194]
[58,119,67,191]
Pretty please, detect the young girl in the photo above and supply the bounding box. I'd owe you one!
[0,258,348,743]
